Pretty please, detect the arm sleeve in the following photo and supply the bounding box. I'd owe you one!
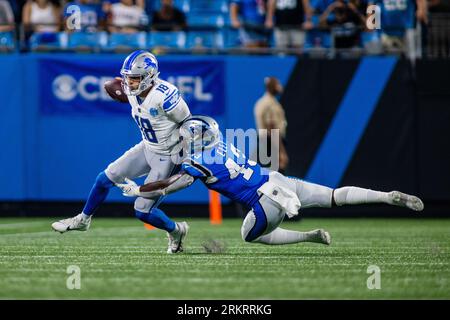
[164,90,191,124]
[162,173,195,195]
[181,162,207,178]
[137,173,195,198]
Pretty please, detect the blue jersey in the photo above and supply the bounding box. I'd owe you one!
[374,0,416,35]
[181,141,269,207]
[231,0,266,25]
[311,0,335,13]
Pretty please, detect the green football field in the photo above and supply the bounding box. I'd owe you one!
[0,217,449,299]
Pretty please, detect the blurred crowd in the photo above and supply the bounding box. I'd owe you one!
[0,0,449,56]
[0,0,187,33]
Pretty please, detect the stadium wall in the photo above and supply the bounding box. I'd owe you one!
[0,54,449,217]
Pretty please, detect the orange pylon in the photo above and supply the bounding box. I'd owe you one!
[209,190,222,225]
[144,223,155,230]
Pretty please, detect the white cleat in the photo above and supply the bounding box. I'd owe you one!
[51,213,91,233]
[167,222,189,254]
[389,191,424,212]
[308,229,331,245]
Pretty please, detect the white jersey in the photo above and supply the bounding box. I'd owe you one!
[127,79,191,155]
[111,3,144,28]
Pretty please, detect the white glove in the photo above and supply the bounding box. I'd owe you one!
[116,178,140,197]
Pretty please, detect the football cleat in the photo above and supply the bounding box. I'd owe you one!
[51,213,91,233]
[308,229,331,245]
[389,191,424,212]
[167,222,189,254]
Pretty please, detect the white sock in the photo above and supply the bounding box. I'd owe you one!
[81,213,91,220]
[333,187,389,206]
[254,228,310,245]
[170,223,179,235]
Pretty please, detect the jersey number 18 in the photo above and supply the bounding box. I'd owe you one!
[134,115,158,143]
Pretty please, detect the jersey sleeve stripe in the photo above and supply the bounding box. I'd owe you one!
[163,89,177,102]
[164,96,181,112]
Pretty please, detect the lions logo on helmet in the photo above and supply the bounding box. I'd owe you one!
[179,116,220,154]
[120,50,160,96]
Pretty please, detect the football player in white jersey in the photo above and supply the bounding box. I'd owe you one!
[52,50,190,254]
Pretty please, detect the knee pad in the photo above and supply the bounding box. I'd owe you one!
[241,212,257,242]
[95,171,115,189]
[134,197,157,214]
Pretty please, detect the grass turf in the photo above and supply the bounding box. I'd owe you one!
[0,217,449,299]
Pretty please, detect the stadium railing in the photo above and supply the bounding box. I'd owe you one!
[2,19,449,59]
[426,13,450,59]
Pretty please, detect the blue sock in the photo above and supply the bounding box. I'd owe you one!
[82,172,115,215]
[135,208,176,233]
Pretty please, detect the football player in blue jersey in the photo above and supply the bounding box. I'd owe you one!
[117,115,424,249]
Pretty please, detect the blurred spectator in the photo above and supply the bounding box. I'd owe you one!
[319,0,366,48]
[63,0,106,32]
[305,0,334,27]
[265,0,313,49]
[151,0,186,31]
[254,77,289,173]
[230,0,270,48]
[0,0,14,31]
[369,0,428,59]
[108,0,146,33]
[22,0,60,33]
[102,0,144,16]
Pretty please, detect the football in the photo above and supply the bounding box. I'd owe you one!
[104,77,128,103]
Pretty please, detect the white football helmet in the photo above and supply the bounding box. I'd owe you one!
[179,116,221,154]
[120,50,159,96]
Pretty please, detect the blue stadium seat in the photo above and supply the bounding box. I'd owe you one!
[29,32,64,51]
[66,31,108,51]
[188,14,225,29]
[186,31,224,49]
[361,30,381,46]
[0,32,15,51]
[189,0,228,13]
[148,31,186,49]
[103,32,147,52]
[304,30,332,49]
[223,28,241,48]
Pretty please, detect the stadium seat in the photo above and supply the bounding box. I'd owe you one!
[29,32,64,51]
[148,31,186,49]
[189,0,228,13]
[188,14,225,29]
[223,28,241,48]
[186,31,224,49]
[0,32,15,52]
[304,30,332,49]
[361,30,382,54]
[66,31,108,52]
[103,32,147,52]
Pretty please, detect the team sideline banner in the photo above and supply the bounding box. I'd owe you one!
[39,58,225,116]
